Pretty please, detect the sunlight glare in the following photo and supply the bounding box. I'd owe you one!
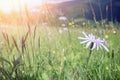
[0,0,43,13]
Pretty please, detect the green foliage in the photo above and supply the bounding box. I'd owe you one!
[0,22,120,80]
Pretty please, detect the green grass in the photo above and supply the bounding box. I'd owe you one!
[0,22,120,80]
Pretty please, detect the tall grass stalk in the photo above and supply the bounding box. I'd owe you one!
[98,0,103,21]
[110,0,113,21]
[88,0,97,23]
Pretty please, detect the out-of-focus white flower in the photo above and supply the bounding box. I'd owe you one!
[61,24,66,27]
[59,29,63,34]
[63,27,68,31]
[59,16,67,21]
[78,32,109,52]
[96,21,99,25]
[82,22,86,26]
[0,41,5,45]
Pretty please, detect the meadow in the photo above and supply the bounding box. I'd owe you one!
[0,18,120,80]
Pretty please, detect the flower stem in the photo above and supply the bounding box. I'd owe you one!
[86,49,92,66]
[86,42,93,79]
[86,42,94,66]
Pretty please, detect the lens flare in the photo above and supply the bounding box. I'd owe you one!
[0,0,43,13]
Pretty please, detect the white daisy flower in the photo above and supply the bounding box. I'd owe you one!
[78,32,109,52]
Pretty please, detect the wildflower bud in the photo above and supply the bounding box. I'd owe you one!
[111,49,114,59]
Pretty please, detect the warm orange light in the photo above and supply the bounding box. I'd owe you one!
[0,0,43,13]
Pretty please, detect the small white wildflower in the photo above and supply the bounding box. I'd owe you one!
[82,22,86,26]
[78,32,109,52]
[59,16,67,21]
[63,27,68,31]
[59,29,63,34]
[0,41,4,45]
[61,24,66,27]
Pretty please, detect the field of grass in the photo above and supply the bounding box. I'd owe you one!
[0,21,120,80]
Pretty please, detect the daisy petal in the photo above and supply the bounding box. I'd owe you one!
[91,43,96,50]
[82,32,88,38]
[101,44,109,52]
[86,42,91,48]
[80,40,88,44]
